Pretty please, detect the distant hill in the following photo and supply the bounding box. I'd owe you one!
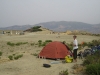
[0,25,34,30]
[34,21,100,34]
[0,21,100,34]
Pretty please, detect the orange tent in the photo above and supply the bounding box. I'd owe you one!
[39,41,72,59]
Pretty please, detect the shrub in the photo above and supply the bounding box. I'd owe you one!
[41,42,47,46]
[32,26,41,29]
[14,54,23,60]
[8,54,23,60]
[22,42,28,44]
[13,54,15,56]
[0,51,3,56]
[16,42,28,46]
[7,42,15,46]
[32,53,38,56]
[37,40,52,47]
[38,40,42,43]
[8,55,13,60]
[59,69,68,75]
[31,26,42,32]
[38,40,42,47]
[18,54,23,58]
[86,63,100,75]
[45,40,52,42]
[14,56,19,60]
[7,41,28,46]
[16,42,22,46]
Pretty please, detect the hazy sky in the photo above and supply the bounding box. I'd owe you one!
[0,0,100,27]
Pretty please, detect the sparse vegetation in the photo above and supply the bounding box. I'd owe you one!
[0,51,3,56]
[83,51,100,65]
[15,42,28,46]
[85,63,100,75]
[8,54,23,60]
[0,31,100,75]
[14,54,23,60]
[37,40,52,47]
[31,53,38,56]
[59,69,68,75]
[83,50,100,75]
[7,42,28,46]
[8,55,13,60]
[30,43,35,46]
[7,42,15,46]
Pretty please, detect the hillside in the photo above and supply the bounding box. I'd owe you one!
[34,21,100,33]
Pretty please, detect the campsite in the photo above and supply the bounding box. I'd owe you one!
[0,30,100,75]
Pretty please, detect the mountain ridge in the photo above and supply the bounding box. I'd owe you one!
[0,21,100,34]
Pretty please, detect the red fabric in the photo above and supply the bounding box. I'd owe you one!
[39,41,71,59]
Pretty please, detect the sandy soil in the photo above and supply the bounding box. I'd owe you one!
[0,32,100,75]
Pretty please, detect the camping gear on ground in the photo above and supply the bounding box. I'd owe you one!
[43,64,51,68]
[50,61,61,64]
[83,49,92,57]
[39,41,72,59]
[77,51,83,59]
[65,55,73,63]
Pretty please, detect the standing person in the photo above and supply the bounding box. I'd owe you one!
[73,35,78,62]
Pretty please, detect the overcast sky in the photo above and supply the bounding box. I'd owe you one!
[0,0,100,27]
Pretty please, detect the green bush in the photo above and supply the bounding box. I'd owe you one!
[45,40,52,42]
[31,26,42,32]
[86,63,100,75]
[41,42,47,46]
[82,42,88,48]
[37,40,52,47]
[14,56,18,60]
[8,55,13,60]
[18,54,23,58]
[7,42,28,46]
[16,42,28,46]
[7,42,15,46]
[8,54,23,60]
[0,51,3,56]
[38,40,42,43]
[14,54,23,60]
[16,42,22,46]
[32,26,41,29]
[38,40,42,47]
[84,51,100,75]
[59,69,68,75]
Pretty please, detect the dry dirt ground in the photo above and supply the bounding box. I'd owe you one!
[0,32,100,75]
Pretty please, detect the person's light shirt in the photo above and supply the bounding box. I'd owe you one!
[73,39,78,50]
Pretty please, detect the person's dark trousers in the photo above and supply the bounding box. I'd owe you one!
[73,49,78,59]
